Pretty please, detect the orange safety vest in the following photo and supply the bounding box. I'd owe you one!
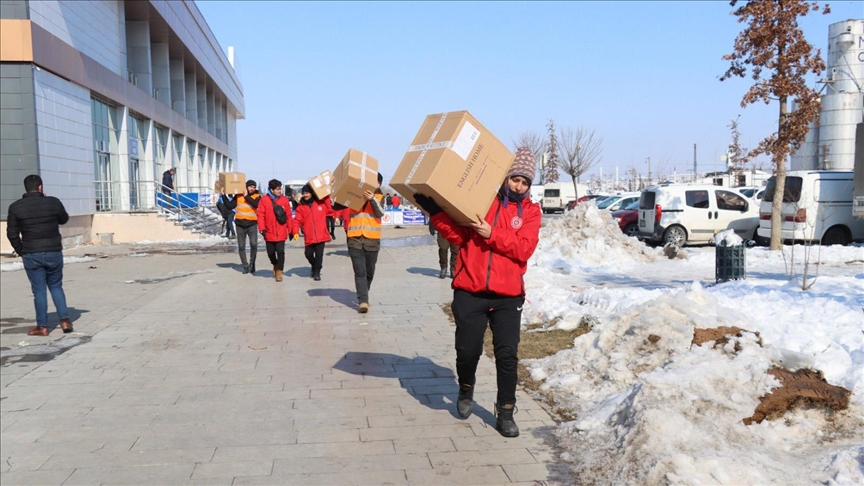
[235,193,260,221]
[346,194,383,240]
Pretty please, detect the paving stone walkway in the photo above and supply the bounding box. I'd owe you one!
[1,232,568,485]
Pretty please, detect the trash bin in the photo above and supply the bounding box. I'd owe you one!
[715,241,746,283]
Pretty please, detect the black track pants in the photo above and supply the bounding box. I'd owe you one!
[451,289,524,405]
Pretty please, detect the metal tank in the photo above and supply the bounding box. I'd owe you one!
[791,20,864,171]
[815,20,864,171]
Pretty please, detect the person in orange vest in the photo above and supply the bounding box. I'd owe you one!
[338,172,385,313]
[257,179,294,282]
[222,180,260,274]
[292,183,334,281]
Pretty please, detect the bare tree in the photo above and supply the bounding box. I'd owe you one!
[513,131,547,184]
[559,127,603,200]
[721,0,828,250]
[545,119,560,184]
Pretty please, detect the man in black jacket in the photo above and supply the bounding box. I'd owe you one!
[6,175,73,336]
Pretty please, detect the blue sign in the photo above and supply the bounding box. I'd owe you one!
[402,210,426,225]
[129,138,139,157]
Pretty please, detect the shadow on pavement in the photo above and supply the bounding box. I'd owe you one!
[406,267,441,278]
[326,250,349,257]
[283,266,311,278]
[333,352,496,425]
[308,288,356,309]
[216,262,244,273]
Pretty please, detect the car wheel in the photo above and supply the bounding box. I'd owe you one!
[821,226,850,246]
[663,225,687,246]
[623,223,639,238]
[752,228,770,247]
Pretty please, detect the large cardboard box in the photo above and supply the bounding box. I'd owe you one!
[331,149,379,211]
[218,172,246,194]
[391,111,514,224]
[309,170,333,200]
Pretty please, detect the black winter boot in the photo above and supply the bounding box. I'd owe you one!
[456,383,474,418]
[439,267,447,279]
[495,402,519,437]
[249,253,257,274]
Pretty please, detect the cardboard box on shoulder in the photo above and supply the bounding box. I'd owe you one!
[390,111,514,224]
[218,172,246,194]
[309,170,333,200]
[331,149,379,211]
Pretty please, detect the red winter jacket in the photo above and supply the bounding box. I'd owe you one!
[432,196,541,297]
[257,193,293,242]
[292,196,334,246]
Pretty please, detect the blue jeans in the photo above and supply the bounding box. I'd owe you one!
[22,251,68,327]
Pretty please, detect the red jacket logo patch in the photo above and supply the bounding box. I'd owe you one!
[510,216,523,229]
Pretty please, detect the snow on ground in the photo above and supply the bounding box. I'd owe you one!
[0,256,96,272]
[523,206,864,485]
[131,235,227,246]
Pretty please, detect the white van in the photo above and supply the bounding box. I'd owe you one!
[542,182,581,213]
[757,170,863,245]
[638,184,762,246]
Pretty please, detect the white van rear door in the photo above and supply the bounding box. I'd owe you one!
[638,191,656,235]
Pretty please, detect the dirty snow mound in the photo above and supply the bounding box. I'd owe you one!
[526,282,864,485]
[534,202,661,270]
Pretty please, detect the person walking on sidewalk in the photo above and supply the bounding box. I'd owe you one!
[257,179,293,282]
[216,192,236,238]
[339,172,385,313]
[414,147,541,438]
[6,175,74,336]
[437,229,459,279]
[223,181,260,274]
[292,184,333,281]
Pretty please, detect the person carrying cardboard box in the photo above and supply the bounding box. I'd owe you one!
[222,180,260,274]
[337,172,385,313]
[414,147,541,438]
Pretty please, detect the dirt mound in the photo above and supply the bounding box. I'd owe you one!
[692,326,762,348]
[743,367,852,425]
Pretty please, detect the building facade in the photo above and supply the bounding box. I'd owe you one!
[1,0,244,245]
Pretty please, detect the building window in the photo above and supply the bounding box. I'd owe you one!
[92,98,118,211]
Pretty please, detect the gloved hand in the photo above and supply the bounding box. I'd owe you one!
[413,194,442,216]
[260,230,267,237]
[292,234,299,241]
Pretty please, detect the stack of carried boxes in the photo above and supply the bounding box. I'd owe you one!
[322,110,513,224]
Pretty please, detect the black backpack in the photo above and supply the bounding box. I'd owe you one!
[271,195,287,225]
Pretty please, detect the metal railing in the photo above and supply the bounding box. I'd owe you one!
[93,179,224,237]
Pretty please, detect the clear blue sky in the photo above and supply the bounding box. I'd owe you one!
[197,0,863,186]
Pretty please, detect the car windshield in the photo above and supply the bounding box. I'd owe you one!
[597,197,620,209]
[739,188,755,197]
[624,200,639,211]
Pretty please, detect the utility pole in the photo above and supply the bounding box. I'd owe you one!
[693,143,697,182]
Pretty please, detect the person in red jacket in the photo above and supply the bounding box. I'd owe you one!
[292,183,333,281]
[414,147,541,438]
[257,179,293,282]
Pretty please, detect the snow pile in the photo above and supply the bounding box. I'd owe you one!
[131,235,227,246]
[714,229,744,246]
[1,256,96,272]
[533,202,661,274]
[526,278,864,485]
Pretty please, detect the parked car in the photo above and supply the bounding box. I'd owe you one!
[611,200,640,237]
[736,186,762,199]
[757,170,863,245]
[638,184,763,246]
[597,192,640,211]
[565,194,607,211]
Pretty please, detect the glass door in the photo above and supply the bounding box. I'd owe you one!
[96,152,111,211]
[129,158,140,210]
